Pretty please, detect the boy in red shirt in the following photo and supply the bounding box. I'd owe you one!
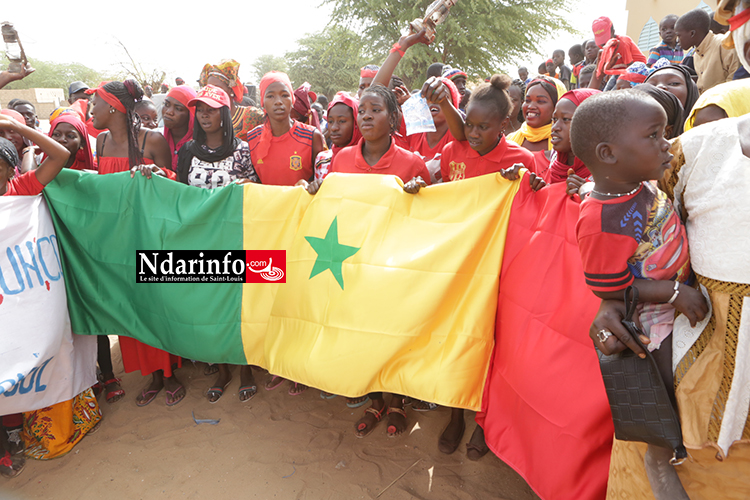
[571,90,708,497]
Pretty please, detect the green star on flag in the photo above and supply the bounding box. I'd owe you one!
[305,217,360,289]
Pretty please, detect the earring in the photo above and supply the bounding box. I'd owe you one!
[109,108,116,114]
[220,120,223,127]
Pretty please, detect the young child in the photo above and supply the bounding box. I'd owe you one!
[675,8,740,92]
[571,90,708,498]
[647,15,684,67]
[0,113,71,478]
[552,49,572,89]
[568,44,584,88]
[246,71,326,187]
[589,16,647,90]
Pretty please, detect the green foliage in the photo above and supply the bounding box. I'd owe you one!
[251,55,290,84]
[285,27,369,99]
[2,54,107,96]
[323,0,574,87]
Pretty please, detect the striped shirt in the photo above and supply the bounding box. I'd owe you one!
[647,41,683,67]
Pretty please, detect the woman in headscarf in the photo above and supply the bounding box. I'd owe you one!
[635,84,686,138]
[0,109,31,172]
[290,82,321,130]
[246,71,326,187]
[88,79,184,407]
[313,91,361,181]
[507,76,566,152]
[684,78,750,131]
[48,114,95,171]
[162,85,197,170]
[199,59,263,140]
[644,63,700,120]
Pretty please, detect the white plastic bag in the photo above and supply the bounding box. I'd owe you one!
[402,94,436,135]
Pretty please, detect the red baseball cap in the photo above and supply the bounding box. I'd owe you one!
[592,16,613,47]
[187,84,230,109]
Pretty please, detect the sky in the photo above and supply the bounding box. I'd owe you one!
[4,0,627,87]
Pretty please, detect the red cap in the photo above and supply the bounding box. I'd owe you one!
[187,84,230,109]
[592,16,613,47]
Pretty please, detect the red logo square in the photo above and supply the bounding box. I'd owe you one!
[245,250,286,283]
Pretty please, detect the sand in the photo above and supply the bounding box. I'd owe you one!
[1,340,540,500]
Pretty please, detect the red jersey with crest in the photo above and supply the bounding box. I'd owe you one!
[247,121,316,186]
[440,137,535,182]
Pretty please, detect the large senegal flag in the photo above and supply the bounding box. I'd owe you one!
[43,169,519,410]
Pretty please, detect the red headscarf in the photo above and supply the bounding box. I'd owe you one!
[164,85,197,170]
[0,109,32,150]
[85,82,126,113]
[48,115,94,171]
[439,77,461,108]
[256,71,295,164]
[327,91,361,160]
[548,88,600,183]
[292,82,320,130]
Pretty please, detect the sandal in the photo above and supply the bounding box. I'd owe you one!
[238,385,257,402]
[288,382,307,396]
[320,391,337,400]
[412,400,439,412]
[355,404,387,438]
[135,388,162,407]
[0,451,24,479]
[165,385,186,407]
[206,379,232,404]
[386,407,408,437]
[103,378,125,404]
[345,396,370,408]
[264,375,285,391]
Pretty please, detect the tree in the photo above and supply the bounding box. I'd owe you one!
[1,54,108,96]
[251,55,289,84]
[323,0,574,88]
[285,27,368,99]
[115,40,165,91]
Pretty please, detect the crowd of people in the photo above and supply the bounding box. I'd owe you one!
[2,1,750,498]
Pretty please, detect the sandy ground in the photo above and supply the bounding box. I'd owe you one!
[1,340,540,500]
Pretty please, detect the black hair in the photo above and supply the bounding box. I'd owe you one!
[135,100,156,111]
[510,79,526,123]
[468,74,513,122]
[0,137,20,170]
[526,76,560,108]
[103,79,145,168]
[9,99,35,111]
[427,63,444,79]
[660,14,678,28]
[316,95,329,109]
[518,66,528,72]
[553,49,565,57]
[570,90,658,167]
[580,64,597,77]
[634,84,684,138]
[193,106,235,153]
[569,44,584,57]
[676,9,710,35]
[361,84,400,133]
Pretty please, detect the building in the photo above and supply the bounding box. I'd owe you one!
[626,0,719,52]
[0,88,66,125]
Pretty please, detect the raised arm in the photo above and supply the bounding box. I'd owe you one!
[421,77,466,141]
[0,114,68,185]
[371,28,430,89]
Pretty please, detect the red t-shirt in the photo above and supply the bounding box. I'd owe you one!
[440,137,535,182]
[330,138,431,184]
[576,182,690,294]
[4,171,44,196]
[406,130,456,161]
[247,121,316,186]
[596,35,647,77]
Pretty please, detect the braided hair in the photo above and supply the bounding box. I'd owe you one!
[361,84,401,134]
[103,79,145,168]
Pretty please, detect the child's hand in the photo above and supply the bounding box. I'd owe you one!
[672,284,709,327]
[393,85,411,106]
[403,176,426,194]
[566,168,586,197]
[421,77,449,105]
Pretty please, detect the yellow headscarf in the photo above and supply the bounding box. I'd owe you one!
[684,79,750,132]
[507,76,566,149]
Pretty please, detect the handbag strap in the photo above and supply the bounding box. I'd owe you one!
[623,285,639,322]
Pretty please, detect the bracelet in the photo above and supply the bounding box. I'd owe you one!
[22,147,34,156]
[667,281,680,304]
[390,42,405,57]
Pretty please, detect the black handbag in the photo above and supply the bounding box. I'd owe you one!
[596,286,687,463]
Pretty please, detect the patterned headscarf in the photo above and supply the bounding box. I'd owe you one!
[49,106,85,123]
[619,62,650,86]
[442,67,468,81]
[199,59,244,103]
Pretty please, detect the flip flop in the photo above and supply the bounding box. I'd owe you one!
[238,385,257,402]
[165,385,185,407]
[346,396,370,408]
[135,388,162,407]
[320,391,337,400]
[206,380,232,404]
[288,382,307,396]
[264,375,285,391]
